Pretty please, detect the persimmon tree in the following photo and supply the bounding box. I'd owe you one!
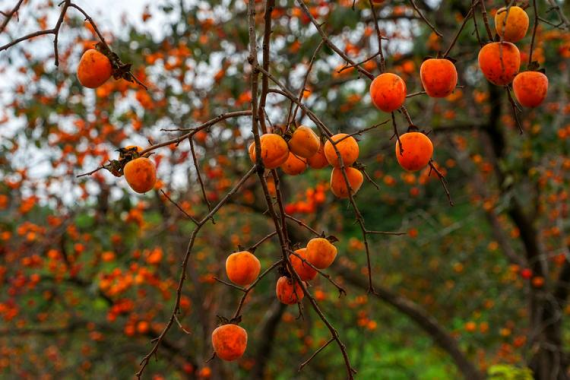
[1,0,570,379]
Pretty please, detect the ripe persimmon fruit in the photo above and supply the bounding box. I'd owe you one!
[124,157,157,193]
[280,153,307,175]
[211,324,247,361]
[395,132,433,172]
[495,6,529,43]
[478,42,520,86]
[276,276,304,305]
[324,134,359,167]
[306,238,338,269]
[226,251,261,286]
[248,134,289,169]
[420,58,458,98]
[288,126,320,159]
[307,142,328,169]
[290,248,317,281]
[330,167,363,199]
[513,71,548,108]
[370,73,407,112]
[77,49,113,89]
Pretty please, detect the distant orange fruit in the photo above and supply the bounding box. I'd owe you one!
[248,134,289,169]
[370,73,407,112]
[324,134,359,167]
[395,132,433,172]
[211,324,247,361]
[124,157,157,193]
[77,49,113,88]
[513,71,548,108]
[226,251,261,286]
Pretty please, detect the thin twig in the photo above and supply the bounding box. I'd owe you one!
[409,0,443,37]
[528,0,539,66]
[428,161,453,206]
[368,0,385,72]
[443,1,479,58]
[0,0,26,34]
[298,337,334,372]
[189,137,213,219]
[159,190,199,225]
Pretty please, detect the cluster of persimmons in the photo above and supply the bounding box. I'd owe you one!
[70,1,551,365]
[214,237,338,361]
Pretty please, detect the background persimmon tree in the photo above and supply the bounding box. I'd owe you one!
[1,0,570,379]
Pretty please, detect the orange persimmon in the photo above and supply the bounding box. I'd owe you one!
[306,238,338,269]
[307,142,328,169]
[330,167,363,199]
[248,134,289,169]
[495,6,529,43]
[290,248,317,281]
[420,58,458,98]
[77,49,113,89]
[124,157,157,193]
[280,153,307,175]
[288,126,320,158]
[370,73,407,112]
[478,42,520,86]
[513,71,548,108]
[226,251,261,286]
[211,324,247,361]
[324,134,359,167]
[395,132,433,172]
[276,276,304,305]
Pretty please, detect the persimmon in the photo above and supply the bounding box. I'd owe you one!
[420,58,458,98]
[395,132,433,172]
[478,42,520,86]
[307,142,328,169]
[495,6,529,43]
[124,157,157,193]
[225,251,261,286]
[306,238,337,269]
[77,49,113,89]
[248,134,289,169]
[288,126,320,158]
[370,73,407,112]
[276,276,304,305]
[290,248,317,281]
[211,324,247,361]
[513,71,548,108]
[280,153,307,175]
[324,134,359,167]
[330,167,363,199]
